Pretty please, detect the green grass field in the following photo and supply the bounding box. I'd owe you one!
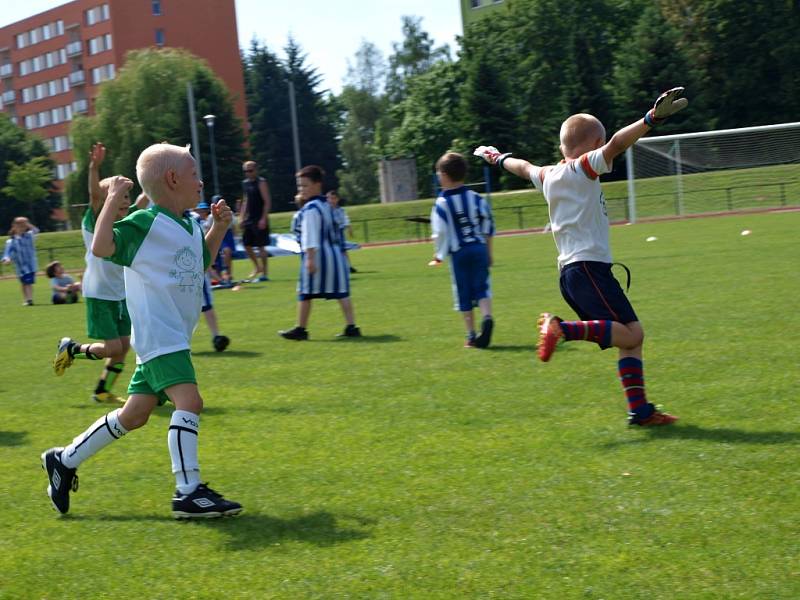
[1,210,799,598]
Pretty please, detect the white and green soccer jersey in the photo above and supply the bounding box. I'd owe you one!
[82,208,126,301]
[109,206,210,363]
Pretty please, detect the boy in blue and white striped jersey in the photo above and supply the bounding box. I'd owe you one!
[279,165,360,341]
[2,216,39,306]
[431,152,496,348]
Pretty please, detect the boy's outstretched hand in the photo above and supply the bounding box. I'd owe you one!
[211,198,233,227]
[646,87,689,126]
[473,145,502,164]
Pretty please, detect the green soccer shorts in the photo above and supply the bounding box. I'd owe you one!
[127,350,196,405]
[86,298,131,340]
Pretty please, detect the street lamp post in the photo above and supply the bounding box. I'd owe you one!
[203,114,220,197]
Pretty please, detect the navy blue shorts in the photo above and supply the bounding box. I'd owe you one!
[201,277,213,312]
[449,243,491,312]
[19,272,35,285]
[559,261,637,324]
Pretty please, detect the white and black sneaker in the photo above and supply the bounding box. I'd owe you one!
[172,483,243,519]
[41,447,78,514]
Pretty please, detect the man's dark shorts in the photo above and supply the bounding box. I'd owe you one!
[242,223,269,247]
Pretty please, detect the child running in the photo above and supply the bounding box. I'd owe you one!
[41,143,242,518]
[53,143,131,404]
[475,87,688,426]
[2,216,39,306]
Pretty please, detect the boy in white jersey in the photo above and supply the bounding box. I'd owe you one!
[41,143,242,518]
[476,87,687,426]
[52,143,131,404]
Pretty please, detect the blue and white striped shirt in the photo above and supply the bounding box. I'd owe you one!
[3,228,38,276]
[292,196,349,296]
[431,187,495,260]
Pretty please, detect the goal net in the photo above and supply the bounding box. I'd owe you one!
[624,122,800,222]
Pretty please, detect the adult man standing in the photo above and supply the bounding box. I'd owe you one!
[240,161,271,281]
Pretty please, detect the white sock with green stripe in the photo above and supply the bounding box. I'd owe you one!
[168,410,201,494]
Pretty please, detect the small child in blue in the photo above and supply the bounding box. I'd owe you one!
[2,216,39,306]
[430,152,495,348]
[46,261,81,304]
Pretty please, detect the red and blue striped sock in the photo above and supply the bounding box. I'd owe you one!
[618,357,648,416]
[560,320,612,347]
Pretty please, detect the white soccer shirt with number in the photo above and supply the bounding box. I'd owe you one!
[530,148,613,269]
[82,208,126,300]
[109,206,210,364]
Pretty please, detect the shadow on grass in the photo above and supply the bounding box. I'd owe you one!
[192,350,264,358]
[606,424,800,446]
[0,430,28,446]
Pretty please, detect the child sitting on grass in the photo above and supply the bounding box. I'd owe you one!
[46,261,81,304]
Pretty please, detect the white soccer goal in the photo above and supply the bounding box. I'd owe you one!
[624,122,800,223]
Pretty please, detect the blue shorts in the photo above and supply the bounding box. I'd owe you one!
[201,275,213,312]
[20,272,35,285]
[559,261,638,325]
[449,243,491,312]
[214,229,235,272]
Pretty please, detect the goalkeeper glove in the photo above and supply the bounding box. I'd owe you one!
[644,87,689,127]
[473,146,512,168]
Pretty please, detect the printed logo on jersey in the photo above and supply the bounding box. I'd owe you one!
[169,246,202,295]
[599,191,608,217]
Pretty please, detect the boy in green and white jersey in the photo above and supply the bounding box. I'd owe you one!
[53,143,131,404]
[41,143,242,519]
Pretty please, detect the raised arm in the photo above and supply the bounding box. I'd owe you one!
[92,176,133,257]
[88,142,106,215]
[602,87,688,163]
[474,145,538,182]
[206,198,233,258]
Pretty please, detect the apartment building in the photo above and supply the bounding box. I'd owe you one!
[0,0,246,185]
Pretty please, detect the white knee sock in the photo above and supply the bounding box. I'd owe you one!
[61,409,128,469]
[168,410,201,494]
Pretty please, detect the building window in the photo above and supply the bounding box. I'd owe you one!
[155,28,165,46]
[88,34,112,55]
[471,0,481,7]
[86,4,110,26]
[152,0,162,16]
[91,64,115,85]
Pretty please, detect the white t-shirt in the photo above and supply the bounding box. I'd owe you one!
[530,148,612,269]
[109,205,210,364]
[82,208,126,300]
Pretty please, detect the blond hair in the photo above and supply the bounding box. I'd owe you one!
[136,143,194,201]
[559,114,606,157]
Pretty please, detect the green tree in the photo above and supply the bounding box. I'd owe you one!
[611,3,711,134]
[0,113,57,231]
[336,41,390,203]
[662,0,800,128]
[65,47,245,212]
[385,61,464,195]
[386,16,450,104]
[244,39,341,212]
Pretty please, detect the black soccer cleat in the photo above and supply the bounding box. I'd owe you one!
[41,447,78,515]
[474,317,494,349]
[337,324,362,338]
[212,335,230,352]
[172,483,243,519]
[279,326,308,341]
